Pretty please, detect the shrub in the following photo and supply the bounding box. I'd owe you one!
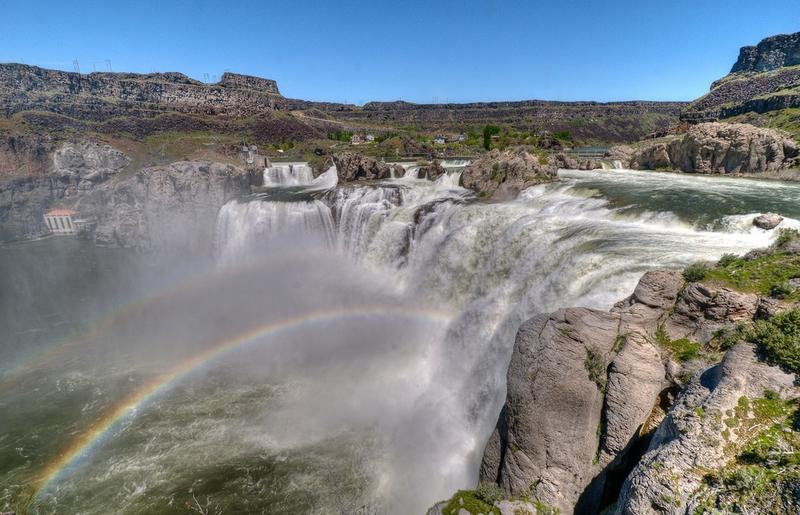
[770,281,793,299]
[584,346,607,390]
[474,481,504,505]
[718,253,739,267]
[776,228,800,248]
[483,125,501,150]
[683,262,709,282]
[749,309,800,373]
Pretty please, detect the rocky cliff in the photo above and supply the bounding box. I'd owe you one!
[612,122,799,175]
[467,233,800,514]
[682,32,800,122]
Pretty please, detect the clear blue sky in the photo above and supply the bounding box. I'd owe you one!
[1,0,797,104]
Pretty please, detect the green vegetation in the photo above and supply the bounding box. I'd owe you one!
[683,229,800,300]
[441,489,501,515]
[552,130,572,142]
[749,309,800,373]
[584,346,607,390]
[682,262,710,282]
[483,124,501,150]
[697,394,799,514]
[655,325,702,362]
[328,129,353,142]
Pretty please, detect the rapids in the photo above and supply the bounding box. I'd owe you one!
[3,166,800,514]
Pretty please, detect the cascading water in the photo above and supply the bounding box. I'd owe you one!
[9,164,800,515]
[210,165,800,512]
[263,162,315,186]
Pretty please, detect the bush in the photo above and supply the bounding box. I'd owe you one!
[683,262,710,282]
[474,481,503,505]
[483,125,501,150]
[718,253,739,267]
[749,309,800,373]
[776,228,800,248]
[584,346,607,390]
[770,281,793,299]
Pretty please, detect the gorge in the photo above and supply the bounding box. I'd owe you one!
[3,24,800,515]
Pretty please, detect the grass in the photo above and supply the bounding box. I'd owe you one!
[584,346,607,390]
[680,229,800,300]
[749,309,800,374]
[654,325,702,362]
[441,489,501,515]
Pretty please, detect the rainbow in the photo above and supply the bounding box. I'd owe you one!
[31,305,451,499]
[1,250,333,390]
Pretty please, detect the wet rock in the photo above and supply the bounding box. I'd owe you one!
[416,160,447,181]
[460,148,557,200]
[332,152,404,181]
[753,212,784,229]
[76,160,249,252]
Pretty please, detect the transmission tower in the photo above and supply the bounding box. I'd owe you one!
[72,60,80,73]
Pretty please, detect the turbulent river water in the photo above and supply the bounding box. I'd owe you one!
[2,167,800,514]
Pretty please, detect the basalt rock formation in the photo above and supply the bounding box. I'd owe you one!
[682,32,800,122]
[75,161,250,251]
[614,122,799,174]
[331,152,405,181]
[479,263,799,514]
[459,148,559,200]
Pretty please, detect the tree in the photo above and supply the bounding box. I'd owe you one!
[483,125,501,150]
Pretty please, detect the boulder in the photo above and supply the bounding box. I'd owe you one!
[614,343,798,514]
[665,282,760,343]
[416,160,447,181]
[752,212,784,230]
[460,148,557,200]
[331,152,404,181]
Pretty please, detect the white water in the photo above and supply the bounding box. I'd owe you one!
[212,167,800,513]
[263,162,315,186]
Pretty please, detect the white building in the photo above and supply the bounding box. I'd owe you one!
[433,135,446,145]
[44,208,77,234]
[365,133,375,142]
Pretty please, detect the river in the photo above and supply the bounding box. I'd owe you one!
[2,167,799,514]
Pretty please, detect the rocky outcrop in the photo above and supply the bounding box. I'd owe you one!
[614,343,798,514]
[51,141,130,187]
[479,263,797,514]
[753,212,784,229]
[730,32,800,74]
[75,161,250,251]
[331,152,405,181]
[0,138,131,240]
[664,282,760,343]
[620,123,799,174]
[460,149,558,200]
[479,270,689,513]
[682,32,800,121]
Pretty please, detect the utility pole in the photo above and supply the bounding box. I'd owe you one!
[105,59,112,72]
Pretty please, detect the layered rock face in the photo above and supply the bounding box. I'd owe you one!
[0,64,283,117]
[731,32,800,74]
[75,161,250,251]
[682,32,800,122]
[0,140,131,240]
[479,267,796,514]
[331,152,406,181]
[615,343,797,515]
[618,122,799,174]
[460,148,558,200]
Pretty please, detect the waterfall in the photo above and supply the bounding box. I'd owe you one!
[208,167,799,513]
[600,159,624,170]
[263,162,315,186]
